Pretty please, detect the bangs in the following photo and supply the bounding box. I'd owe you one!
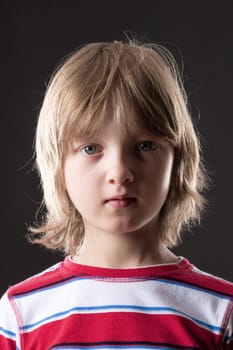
[62,91,176,147]
[58,42,181,148]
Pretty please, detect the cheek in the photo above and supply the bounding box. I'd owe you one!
[147,153,174,197]
[64,160,81,203]
[64,160,98,209]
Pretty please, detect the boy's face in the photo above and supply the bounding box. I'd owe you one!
[64,119,174,239]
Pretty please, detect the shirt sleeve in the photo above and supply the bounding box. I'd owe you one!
[223,307,233,349]
[0,292,19,349]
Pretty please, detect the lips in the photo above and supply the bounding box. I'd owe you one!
[104,196,136,209]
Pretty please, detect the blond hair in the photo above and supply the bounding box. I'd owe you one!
[30,40,207,255]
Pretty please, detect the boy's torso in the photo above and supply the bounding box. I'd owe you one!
[2,257,233,349]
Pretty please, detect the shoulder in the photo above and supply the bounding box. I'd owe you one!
[187,265,233,298]
[0,259,69,345]
[170,259,233,343]
[6,259,69,299]
[180,260,233,298]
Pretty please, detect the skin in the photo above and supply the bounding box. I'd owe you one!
[64,120,178,268]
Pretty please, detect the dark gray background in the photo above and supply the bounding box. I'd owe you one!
[2,0,233,296]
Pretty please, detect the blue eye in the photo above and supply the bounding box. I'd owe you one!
[137,141,160,152]
[82,144,101,155]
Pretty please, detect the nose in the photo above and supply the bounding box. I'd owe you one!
[105,154,134,185]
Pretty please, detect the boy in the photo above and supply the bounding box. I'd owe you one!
[1,40,233,349]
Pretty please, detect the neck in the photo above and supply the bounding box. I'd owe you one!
[72,226,178,268]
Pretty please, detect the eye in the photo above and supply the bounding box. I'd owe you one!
[137,141,160,152]
[81,144,102,155]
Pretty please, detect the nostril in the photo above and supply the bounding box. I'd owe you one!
[106,172,134,185]
[109,178,115,184]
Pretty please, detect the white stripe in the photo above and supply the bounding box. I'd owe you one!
[13,278,229,334]
[0,294,17,341]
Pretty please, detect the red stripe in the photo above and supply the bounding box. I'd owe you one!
[22,313,222,349]
[0,334,16,349]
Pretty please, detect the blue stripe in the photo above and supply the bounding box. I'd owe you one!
[20,304,223,333]
[53,347,179,349]
[0,326,16,338]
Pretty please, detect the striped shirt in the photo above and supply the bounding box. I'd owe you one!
[0,257,233,349]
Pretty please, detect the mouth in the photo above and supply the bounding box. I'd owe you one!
[104,196,136,209]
